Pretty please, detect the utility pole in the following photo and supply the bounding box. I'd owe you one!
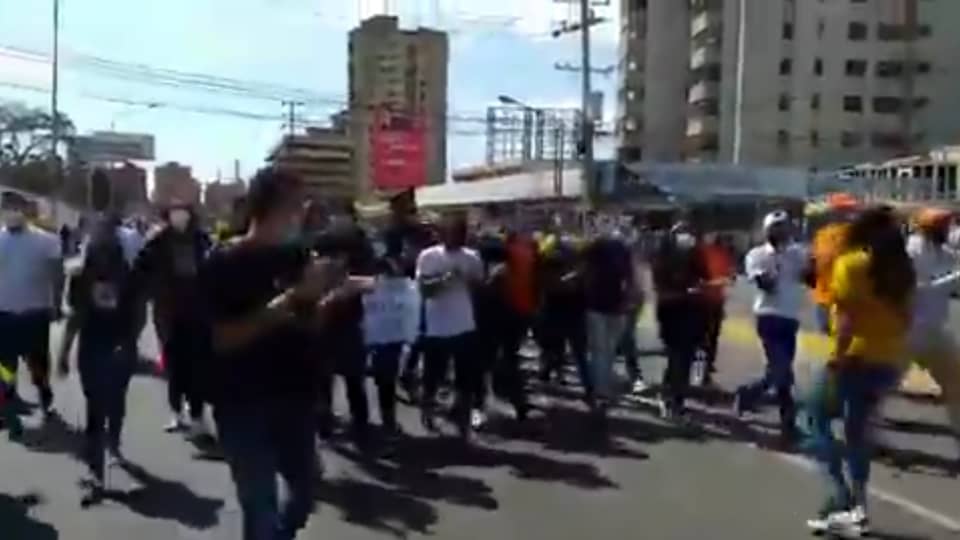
[282,100,303,136]
[733,0,746,164]
[579,0,596,207]
[51,0,62,216]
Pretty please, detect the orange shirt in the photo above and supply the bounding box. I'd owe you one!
[811,223,850,306]
[505,239,538,316]
[701,244,733,304]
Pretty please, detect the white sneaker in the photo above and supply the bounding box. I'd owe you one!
[163,415,185,433]
[806,510,865,538]
[632,378,649,395]
[470,409,488,430]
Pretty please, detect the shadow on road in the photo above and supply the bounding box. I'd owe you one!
[106,461,224,531]
[0,492,59,540]
[16,412,84,461]
[316,476,438,538]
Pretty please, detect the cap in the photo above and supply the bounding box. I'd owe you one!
[763,210,790,231]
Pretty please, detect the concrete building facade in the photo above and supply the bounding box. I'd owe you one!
[617,0,691,163]
[153,162,200,208]
[348,15,448,198]
[618,0,960,169]
[685,0,960,167]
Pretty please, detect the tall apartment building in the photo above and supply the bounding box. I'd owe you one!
[153,162,200,207]
[684,0,960,167]
[617,0,691,163]
[348,15,448,198]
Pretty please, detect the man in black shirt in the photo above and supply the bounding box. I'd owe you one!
[583,229,638,417]
[203,168,360,540]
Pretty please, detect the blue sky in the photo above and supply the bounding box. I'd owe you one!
[0,0,619,184]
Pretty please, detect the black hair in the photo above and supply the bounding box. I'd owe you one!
[246,167,303,221]
[846,206,915,313]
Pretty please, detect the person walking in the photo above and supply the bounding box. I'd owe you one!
[133,203,212,438]
[699,233,734,387]
[204,168,362,540]
[651,222,708,420]
[0,191,63,420]
[734,211,809,443]
[583,221,637,420]
[907,207,960,470]
[61,215,138,505]
[416,213,484,438]
[805,206,915,537]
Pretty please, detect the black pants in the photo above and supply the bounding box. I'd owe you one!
[657,301,705,411]
[162,322,207,420]
[618,309,641,381]
[0,310,53,409]
[422,333,480,428]
[539,310,590,394]
[78,332,134,479]
[318,346,370,439]
[371,344,403,430]
[703,302,725,378]
[491,312,531,415]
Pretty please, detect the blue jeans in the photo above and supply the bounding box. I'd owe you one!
[77,333,134,480]
[586,312,627,401]
[806,362,900,507]
[737,315,799,428]
[215,398,316,540]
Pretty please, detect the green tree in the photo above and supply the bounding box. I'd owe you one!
[0,102,75,195]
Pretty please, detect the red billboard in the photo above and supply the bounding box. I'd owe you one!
[369,108,427,190]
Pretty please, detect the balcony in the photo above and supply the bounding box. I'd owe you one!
[686,115,718,137]
[690,45,721,69]
[688,80,720,103]
[691,9,722,39]
[684,133,720,154]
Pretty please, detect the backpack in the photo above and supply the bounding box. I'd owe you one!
[71,217,131,319]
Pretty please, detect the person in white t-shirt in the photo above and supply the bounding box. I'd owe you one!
[734,210,810,443]
[0,191,64,416]
[415,213,483,437]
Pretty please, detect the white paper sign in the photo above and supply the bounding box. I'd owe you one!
[362,277,421,346]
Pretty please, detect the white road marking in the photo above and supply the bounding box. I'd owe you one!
[775,453,960,534]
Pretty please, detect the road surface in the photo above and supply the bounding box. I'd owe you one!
[1,292,958,540]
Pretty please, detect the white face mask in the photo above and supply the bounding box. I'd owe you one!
[675,233,696,249]
[3,210,25,230]
[169,209,190,232]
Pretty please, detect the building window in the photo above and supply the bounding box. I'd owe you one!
[850,0,867,3]
[810,130,820,147]
[875,60,904,78]
[871,132,905,149]
[841,131,863,148]
[777,130,790,146]
[814,58,824,76]
[878,23,932,40]
[811,93,821,111]
[782,23,794,40]
[817,18,826,38]
[873,96,904,114]
[848,22,868,40]
[845,59,867,76]
[843,95,863,112]
[778,94,792,111]
[779,58,793,75]
[917,61,932,74]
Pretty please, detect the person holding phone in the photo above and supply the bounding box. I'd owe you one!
[203,168,363,540]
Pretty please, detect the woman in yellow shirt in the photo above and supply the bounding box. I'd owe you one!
[806,206,915,537]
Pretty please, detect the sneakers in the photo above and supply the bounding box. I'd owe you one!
[163,414,187,433]
[631,378,649,395]
[79,477,105,508]
[470,409,488,431]
[806,506,868,537]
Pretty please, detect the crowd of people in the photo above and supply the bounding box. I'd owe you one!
[1,169,959,539]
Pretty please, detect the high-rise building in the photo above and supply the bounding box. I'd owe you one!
[268,124,354,204]
[684,0,960,167]
[617,0,691,163]
[348,15,448,198]
[618,0,960,168]
[153,162,201,207]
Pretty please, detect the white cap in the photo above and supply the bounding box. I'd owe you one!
[763,210,790,231]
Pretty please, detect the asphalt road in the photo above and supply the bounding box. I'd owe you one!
[1,307,959,540]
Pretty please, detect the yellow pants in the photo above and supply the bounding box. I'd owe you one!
[911,327,960,446]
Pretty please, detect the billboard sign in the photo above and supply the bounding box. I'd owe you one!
[71,132,155,163]
[369,109,427,190]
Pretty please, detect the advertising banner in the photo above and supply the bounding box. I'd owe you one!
[369,108,427,189]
